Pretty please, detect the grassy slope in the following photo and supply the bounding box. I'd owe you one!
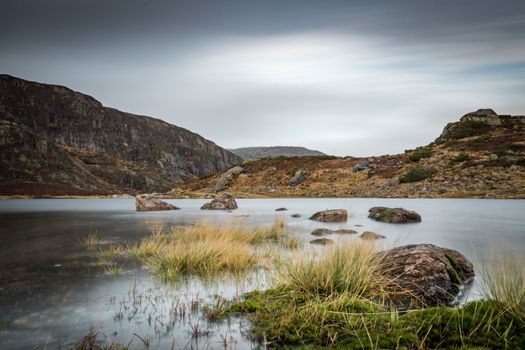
[172,118,525,199]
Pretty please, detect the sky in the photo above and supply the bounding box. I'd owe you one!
[1,0,524,156]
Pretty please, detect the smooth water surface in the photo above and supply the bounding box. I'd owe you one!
[1,198,524,349]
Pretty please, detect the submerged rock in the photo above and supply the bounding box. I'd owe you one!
[360,231,385,240]
[311,228,358,236]
[368,207,421,223]
[311,228,334,236]
[201,193,238,210]
[275,207,288,211]
[309,238,334,245]
[291,213,301,218]
[378,244,475,309]
[309,209,348,222]
[289,169,307,186]
[135,194,179,211]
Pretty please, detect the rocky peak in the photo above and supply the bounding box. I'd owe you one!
[459,108,502,126]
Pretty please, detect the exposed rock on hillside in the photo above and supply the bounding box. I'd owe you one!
[378,244,475,308]
[0,74,241,196]
[229,146,326,160]
[289,169,307,186]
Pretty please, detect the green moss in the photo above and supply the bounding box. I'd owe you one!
[213,288,525,349]
[399,166,435,183]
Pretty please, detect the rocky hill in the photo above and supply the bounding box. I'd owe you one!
[172,109,525,199]
[228,146,326,160]
[0,74,242,196]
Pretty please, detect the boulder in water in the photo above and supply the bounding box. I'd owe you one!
[135,194,179,211]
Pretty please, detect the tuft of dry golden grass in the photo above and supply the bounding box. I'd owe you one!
[78,230,100,249]
[125,218,298,281]
[274,241,388,301]
[481,255,525,323]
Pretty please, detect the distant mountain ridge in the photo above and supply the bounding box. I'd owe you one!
[228,146,326,160]
[0,74,242,196]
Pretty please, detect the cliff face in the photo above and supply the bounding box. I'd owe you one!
[228,146,326,160]
[0,74,242,196]
[173,109,525,199]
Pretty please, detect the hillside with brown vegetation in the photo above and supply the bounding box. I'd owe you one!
[171,109,525,199]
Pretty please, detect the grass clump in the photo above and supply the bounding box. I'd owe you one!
[481,256,525,324]
[127,219,297,281]
[399,166,435,183]
[78,230,100,249]
[408,147,433,162]
[453,152,471,163]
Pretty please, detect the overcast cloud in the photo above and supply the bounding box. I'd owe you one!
[1,0,524,156]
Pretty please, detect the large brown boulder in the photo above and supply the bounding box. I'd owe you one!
[201,193,238,210]
[135,195,179,211]
[368,207,421,223]
[378,244,475,309]
[309,209,348,222]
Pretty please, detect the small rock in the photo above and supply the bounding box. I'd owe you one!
[335,229,358,234]
[368,207,421,223]
[291,213,301,218]
[309,209,348,222]
[360,231,385,240]
[309,238,334,245]
[353,162,369,172]
[135,194,179,211]
[275,207,288,211]
[201,193,238,210]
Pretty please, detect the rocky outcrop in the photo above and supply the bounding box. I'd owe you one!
[289,169,307,186]
[135,195,179,211]
[378,244,475,308]
[201,193,238,210]
[360,231,385,240]
[309,209,348,222]
[368,207,421,223]
[0,74,242,196]
[213,166,244,192]
[229,146,326,160]
[460,109,502,126]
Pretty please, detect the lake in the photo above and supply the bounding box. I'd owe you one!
[1,198,524,349]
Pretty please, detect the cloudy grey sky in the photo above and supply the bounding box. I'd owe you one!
[1,0,524,156]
